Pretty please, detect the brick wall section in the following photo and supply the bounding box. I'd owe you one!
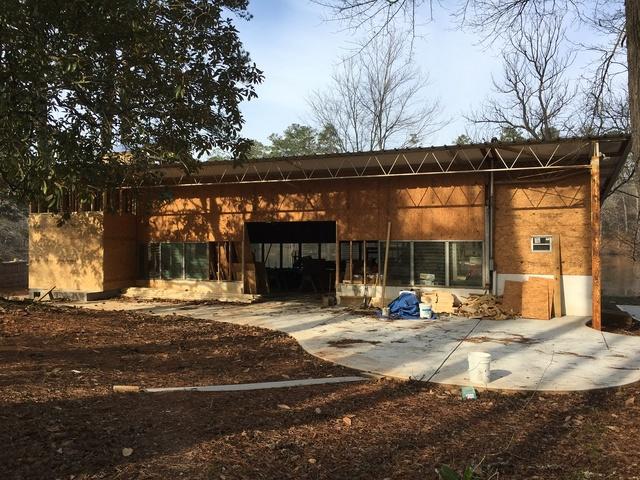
[0,261,28,289]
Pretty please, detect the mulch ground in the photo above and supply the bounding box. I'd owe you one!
[1,300,640,480]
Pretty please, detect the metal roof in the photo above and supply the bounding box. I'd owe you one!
[157,135,631,196]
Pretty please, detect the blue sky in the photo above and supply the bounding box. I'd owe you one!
[234,0,601,147]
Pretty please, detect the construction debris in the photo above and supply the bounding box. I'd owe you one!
[457,294,516,320]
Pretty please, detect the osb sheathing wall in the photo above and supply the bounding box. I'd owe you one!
[494,173,591,276]
[140,175,486,242]
[29,213,104,291]
[103,214,138,291]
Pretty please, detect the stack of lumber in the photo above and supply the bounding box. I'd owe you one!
[421,290,458,314]
[458,294,514,320]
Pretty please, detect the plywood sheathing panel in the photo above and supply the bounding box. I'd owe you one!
[494,174,591,276]
[521,277,554,320]
[29,213,105,291]
[103,214,138,291]
[502,280,523,314]
[142,175,485,243]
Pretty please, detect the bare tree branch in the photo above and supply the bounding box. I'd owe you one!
[466,14,576,140]
[307,31,443,151]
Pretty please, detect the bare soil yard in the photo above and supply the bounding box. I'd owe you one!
[1,300,639,479]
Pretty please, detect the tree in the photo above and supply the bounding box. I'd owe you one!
[208,124,342,161]
[267,123,340,157]
[454,134,472,145]
[467,15,575,141]
[307,32,442,152]
[317,0,638,162]
[0,0,263,208]
[499,126,526,143]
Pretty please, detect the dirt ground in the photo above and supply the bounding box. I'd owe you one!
[1,300,640,480]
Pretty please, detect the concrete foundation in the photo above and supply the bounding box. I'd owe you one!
[71,298,640,392]
[29,288,121,302]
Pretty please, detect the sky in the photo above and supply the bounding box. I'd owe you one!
[233,0,606,148]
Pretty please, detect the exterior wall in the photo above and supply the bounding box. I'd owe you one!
[29,213,105,292]
[0,261,28,290]
[141,175,485,242]
[103,214,138,291]
[494,173,592,315]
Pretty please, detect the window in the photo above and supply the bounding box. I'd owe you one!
[381,241,411,285]
[449,241,483,287]
[185,243,208,280]
[531,235,552,252]
[414,242,446,286]
[160,243,185,280]
[301,243,320,259]
[263,243,280,268]
[281,243,298,268]
[320,243,336,261]
[364,242,379,269]
[140,243,161,279]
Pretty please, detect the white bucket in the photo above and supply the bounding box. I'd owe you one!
[468,352,492,384]
[419,302,432,319]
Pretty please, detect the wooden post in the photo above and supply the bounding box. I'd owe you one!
[241,223,246,294]
[335,223,340,292]
[216,243,221,281]
[591,142,602,330]
[380,221,392,307]
[363,240,367,286]
[349,240,353,282]
[552,234,562,317]
[227,241,232,282]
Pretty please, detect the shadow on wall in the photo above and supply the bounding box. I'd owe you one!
[29,213,105,292]
[139,176,487,245]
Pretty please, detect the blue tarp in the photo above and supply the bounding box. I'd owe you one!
[387,292,420,319]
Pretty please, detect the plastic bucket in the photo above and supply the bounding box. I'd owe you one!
[468,352,492,384]
[419,302,432,319]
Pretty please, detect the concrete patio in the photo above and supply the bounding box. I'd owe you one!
[73,297,640,392]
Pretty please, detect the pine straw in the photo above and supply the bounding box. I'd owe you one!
[1,300,639,479]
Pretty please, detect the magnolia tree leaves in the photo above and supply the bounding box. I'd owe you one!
[0,0,263,205]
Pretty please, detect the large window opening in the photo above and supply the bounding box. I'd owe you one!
[340,240,484,288]
[140,241,237,281]
[246,221,337,293]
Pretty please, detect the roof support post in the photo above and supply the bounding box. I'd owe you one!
[590,141,601,330]
[241,222,246,294]
[335,222,340,292]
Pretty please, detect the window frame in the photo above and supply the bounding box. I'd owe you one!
[531,235,553,253]
[373,239,485,288]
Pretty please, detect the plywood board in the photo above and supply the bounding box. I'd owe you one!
[521,277,554,320]
[502,280,523,314]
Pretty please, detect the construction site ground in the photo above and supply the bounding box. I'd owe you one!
[2,299,640,479]
[73,296,640,391]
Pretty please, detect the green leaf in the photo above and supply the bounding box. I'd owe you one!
[437,465,461,480]
[463,466,475,480]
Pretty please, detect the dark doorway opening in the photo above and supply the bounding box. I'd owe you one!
[246,221,336,293]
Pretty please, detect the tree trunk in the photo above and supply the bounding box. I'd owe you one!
[626,0,640,162]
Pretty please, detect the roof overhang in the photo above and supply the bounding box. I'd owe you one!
[155,135,631,196]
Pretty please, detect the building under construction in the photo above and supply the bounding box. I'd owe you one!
[28,135,631,328]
